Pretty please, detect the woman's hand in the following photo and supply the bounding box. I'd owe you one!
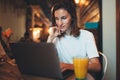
[49,26,61,37]
[47,26,61,43]
[60,62,74,72]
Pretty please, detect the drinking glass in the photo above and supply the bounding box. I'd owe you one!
[73,56,89,80]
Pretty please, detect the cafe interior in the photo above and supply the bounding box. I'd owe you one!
[0,0,118,80]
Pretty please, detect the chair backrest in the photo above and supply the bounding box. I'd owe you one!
[99,51,108,80]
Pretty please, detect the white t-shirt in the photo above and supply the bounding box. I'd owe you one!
[54,29,99,64]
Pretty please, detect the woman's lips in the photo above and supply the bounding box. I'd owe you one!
[59,25,64,30]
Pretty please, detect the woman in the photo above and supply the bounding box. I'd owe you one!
[47,1,101,79]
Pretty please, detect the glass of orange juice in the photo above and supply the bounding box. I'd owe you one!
[73,56,89,80]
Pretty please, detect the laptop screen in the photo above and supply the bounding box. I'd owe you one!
[10,42,64,79]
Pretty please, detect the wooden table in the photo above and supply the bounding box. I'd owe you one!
[22,73,94,80]
[0,62,23,80]
[0,62,94,80]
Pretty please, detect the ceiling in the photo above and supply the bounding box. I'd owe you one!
[0,0,74,19]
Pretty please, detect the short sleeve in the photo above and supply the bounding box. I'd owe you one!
[86,32,99,58]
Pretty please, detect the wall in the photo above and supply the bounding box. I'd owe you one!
[0,2,26,42]
[79,0,100,28]
[102,0,116,80]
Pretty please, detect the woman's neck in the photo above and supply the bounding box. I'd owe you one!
[65,28,71,35]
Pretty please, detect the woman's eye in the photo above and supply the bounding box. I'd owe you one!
[61,16,66,19]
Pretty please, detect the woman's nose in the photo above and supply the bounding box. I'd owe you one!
[57,20,63,27]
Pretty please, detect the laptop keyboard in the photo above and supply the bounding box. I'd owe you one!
[62,70,74,79]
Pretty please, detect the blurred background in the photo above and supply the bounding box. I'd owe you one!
[0,0,118,80]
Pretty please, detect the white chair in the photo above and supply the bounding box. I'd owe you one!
[99,51,108,80]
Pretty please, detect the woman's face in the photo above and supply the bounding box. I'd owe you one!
[54,8,72,33]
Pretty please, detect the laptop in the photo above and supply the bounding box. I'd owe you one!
[10,42,73,80]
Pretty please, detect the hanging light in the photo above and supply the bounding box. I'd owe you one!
[74,0,80,4]
[74,0,89,6]
[80,0,86,5]
[30,27,43,42]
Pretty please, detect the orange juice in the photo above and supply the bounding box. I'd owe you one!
[73,57,89,79]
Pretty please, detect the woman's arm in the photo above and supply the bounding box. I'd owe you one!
[60,57,101,72]
[88,57,101,72]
